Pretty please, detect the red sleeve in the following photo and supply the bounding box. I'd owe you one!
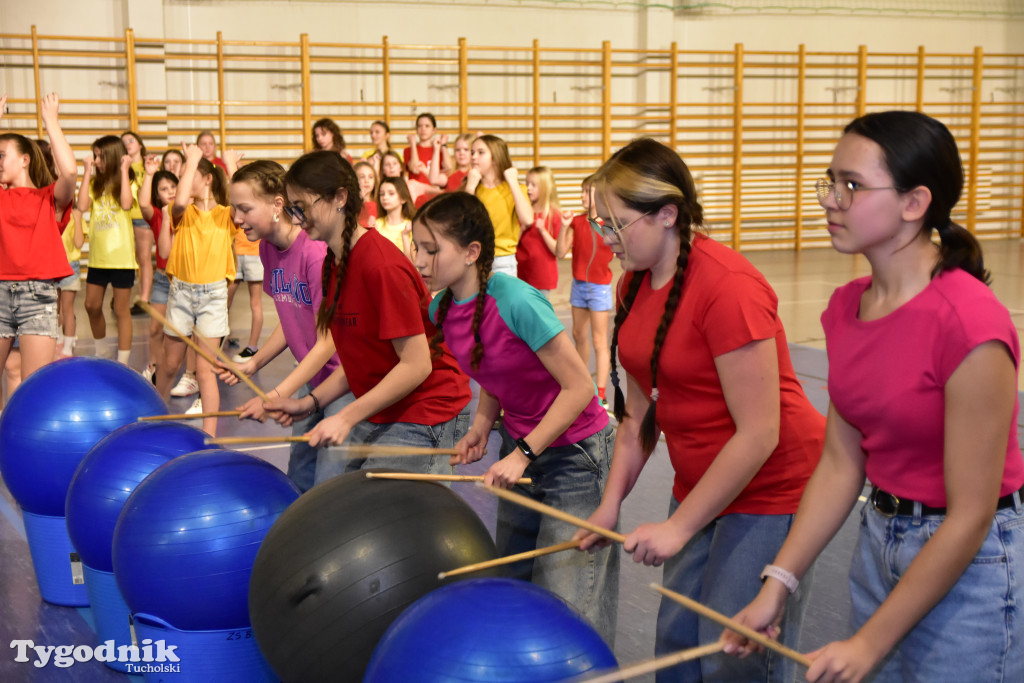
[403,147,412,166]
[700,272,779,357]
[368,261,429,341]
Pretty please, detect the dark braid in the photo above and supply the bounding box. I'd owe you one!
[469,246,494,370]
[638,244,690,452]
[416,192,496,367]
[609,272,645,422]
[430,290,455,361]
[284,151,363,334]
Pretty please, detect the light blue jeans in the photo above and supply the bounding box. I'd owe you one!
[286,384,353,492]
[850,496,1024,682]
[496,424,620,646]
[655,502,809,683]
[313,407,470,484]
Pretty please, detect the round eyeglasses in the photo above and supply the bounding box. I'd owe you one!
[815,178,897,211]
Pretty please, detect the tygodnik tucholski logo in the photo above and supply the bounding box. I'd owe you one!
[10,638,181,673]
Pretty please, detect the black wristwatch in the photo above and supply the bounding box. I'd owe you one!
[515,437,538,462]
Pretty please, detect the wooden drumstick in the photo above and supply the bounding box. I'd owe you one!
[575,642,726,683]
[138,300,270,401]
[480,484,626,544]
[139,411,243,421]
[650,584,811,668]
[437,539,581,580]
[365,472,531,485]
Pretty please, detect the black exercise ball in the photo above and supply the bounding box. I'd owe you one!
[248,469,499,682]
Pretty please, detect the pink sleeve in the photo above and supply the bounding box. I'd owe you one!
[937,293,1020,384]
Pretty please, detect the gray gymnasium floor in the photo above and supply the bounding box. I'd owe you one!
[2,240,1023,681]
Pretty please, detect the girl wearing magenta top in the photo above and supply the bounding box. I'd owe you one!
[412,191,618,644]
[727,112,1024,683]
[576,138,825,682]
[220,160,345,492]
[0,93,75,381]
[266,151,471,479]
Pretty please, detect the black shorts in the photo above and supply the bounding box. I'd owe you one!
[86,267,136,289]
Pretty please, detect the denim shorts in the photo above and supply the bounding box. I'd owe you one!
[235,254,264,282]
[151,270,171,306]
[57,260,81,292]
[849,497,1024,682]
[165,278,230,339]
[313,406,471,485]
[0,280,59,338]
[570,279,613,311]
[132,217,150,230]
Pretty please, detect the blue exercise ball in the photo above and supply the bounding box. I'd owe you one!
[112,449,299,631]
[0,357,167,516]
[249,469,499,683]
[66,421,215,572]
[364,578,618,682]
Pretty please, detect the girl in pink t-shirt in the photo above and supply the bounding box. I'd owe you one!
[218,160,342,491]
[728,112,1024,683]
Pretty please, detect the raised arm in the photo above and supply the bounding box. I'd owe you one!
[118,155,134,211]
[76,156,94,213]
[222,149,243,178]
[555,211,575,259]
[428,135,449,187]
[503,167,534,228]
[39,93,76,212]
[138,154,161,221]
[173,143,203,222]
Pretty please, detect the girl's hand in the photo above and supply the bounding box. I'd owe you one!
[451,429,487,466]
[439,134,449,146]
[623,519,691,567]
[120,154,133,172]
[466,168,482,186]
[236,395,269,422]
[222,148,243,168]
[262,395,310,427]
[143,154,161,176]
[181,142,203,163]
[721,583,789,658]
[82,156,94,173]
[561,209,575,224]
[306,412,354,447]
[804,636,881,683]
[483,449,529,489]
[573,503,620,551]
[215,357,256,385]
[407,133,417,147]
[39,92,59,124]
[502,166,519,185]
[0,94,7,121]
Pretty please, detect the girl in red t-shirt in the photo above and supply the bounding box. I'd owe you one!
[575,138,824,683]
[429,133,472,192]
[138,156,178,383]
[0,93,76,381]
[353,161,378,228]
[403,113,438,185]
[265,150,471,478]
[515,166,561,294]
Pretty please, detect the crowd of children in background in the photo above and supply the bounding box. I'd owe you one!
[5,96,1018,683]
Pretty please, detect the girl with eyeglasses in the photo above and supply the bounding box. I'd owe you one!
[411,191,618,645]
[263,151,471,481]
[726,112,1024,683]
[574,137,825,683]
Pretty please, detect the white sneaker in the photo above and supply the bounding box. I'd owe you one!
[141,365,156,384]
[170,372,199,397]
[185,397,204,415]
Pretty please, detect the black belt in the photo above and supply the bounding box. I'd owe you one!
[869,485,1024,517]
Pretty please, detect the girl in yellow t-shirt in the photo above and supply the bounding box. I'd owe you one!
[78,135,138,364]
[464,134,533,278]
[154,143,236,436]
[374,176,415,259]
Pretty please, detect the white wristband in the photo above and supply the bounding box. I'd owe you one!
[760,564,799,594]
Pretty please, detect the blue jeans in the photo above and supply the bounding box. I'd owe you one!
[496,424,620,646]
[656,502,809,683]
[313,407,470,484]
[850,497,1024,682]
[286,383,354,492]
